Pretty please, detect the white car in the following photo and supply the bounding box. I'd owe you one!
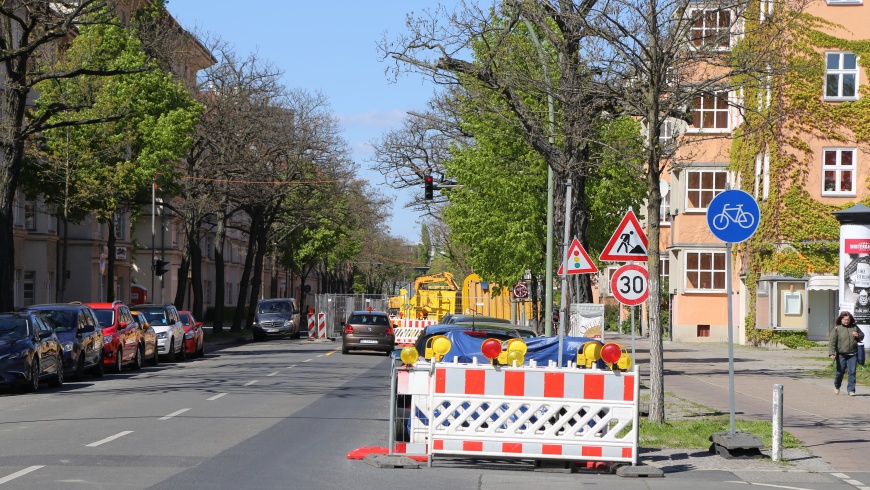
[135,304,187,362]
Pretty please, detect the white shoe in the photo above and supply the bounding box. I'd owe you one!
[835,388,840,395]
[849,392,855,396]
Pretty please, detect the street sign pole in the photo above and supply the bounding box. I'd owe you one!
[726,240,735,434]
[558,179,573,367]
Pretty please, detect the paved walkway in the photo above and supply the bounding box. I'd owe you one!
[608,333,869,472]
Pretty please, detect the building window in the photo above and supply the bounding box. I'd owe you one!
[24,201,36,230]
[754,152,770,200]
[658,118,677,152]
[690,9,732,49]
[822,148,855,196]
[661,254,670,284]
[14,269,21,307]
[13,193,22,228]
[760,0,774,21]
[825,52,858,101]
[227,282,233,304]
[204,280,212,304]
[690,92,730,131]
[660,194,671,223]
[685,251,726,291]
[47,206,57,233]
[686,170,727,210]
[114,214,125,240]
[23,271,35,307]
[46,272,55,303]
[827,0,862,6]
[206,236,214,260]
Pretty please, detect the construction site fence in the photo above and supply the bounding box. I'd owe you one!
[313,294,389,338]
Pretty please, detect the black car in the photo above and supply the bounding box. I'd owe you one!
[0,312,65,392]
[253,298,301,341]
[439,314,513,325]
[28,303,105,380]
[403,322,522,361]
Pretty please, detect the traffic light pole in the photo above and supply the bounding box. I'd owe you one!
[151,176,156,301]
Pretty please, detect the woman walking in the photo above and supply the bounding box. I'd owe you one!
[829,311,865,396]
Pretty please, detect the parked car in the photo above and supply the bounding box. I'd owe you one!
[178,311,204,357]
[130,311,160,366]
[252,298,300,341]
[440,314,513,325]
[134,304,186,362]
[0,312,64,392]
[341,310,395,355]
[27,303,105,380]
[396,322,523,362]
[87,301,144,373]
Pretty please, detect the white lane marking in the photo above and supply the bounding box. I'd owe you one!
[207,393,227,401]
[85,431,133,447]
[302,359,312,363]
[286,365,296,368]
[0,466,44,485]
[244,380,258,386]
[833,474,851,479]
[266,372,279,377]
[744,484,815,490]
[846,481,864,486]
[159,408,191,421]
[317,354,324,358]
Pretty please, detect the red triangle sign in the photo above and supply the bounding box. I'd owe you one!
[558,238,598,275]
[600,210,649,262]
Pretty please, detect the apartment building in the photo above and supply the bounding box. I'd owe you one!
[661,0,869,342]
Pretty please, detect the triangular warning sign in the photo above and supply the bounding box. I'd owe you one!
[558,238,598,275]
[600,210,649,262]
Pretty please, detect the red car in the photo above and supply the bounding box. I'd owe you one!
[86,301,144,372]
[179,311,204,357]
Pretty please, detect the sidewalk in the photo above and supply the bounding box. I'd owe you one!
[608,333,869,472]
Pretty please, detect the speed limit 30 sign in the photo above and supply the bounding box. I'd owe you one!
[610,264,649,306]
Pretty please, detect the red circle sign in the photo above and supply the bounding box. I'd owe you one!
[512,282,529,299]
[610,264,649,306]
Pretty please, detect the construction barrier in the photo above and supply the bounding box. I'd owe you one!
[318,313,327,339]
[393,319,436,346]
[390,359,639,465]
[307,313,316,338]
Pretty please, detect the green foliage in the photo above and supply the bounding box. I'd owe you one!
[638,416,802,449]
[775,331,821,349]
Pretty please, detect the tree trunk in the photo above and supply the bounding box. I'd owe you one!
[59,215,70,302]
[106,219,116,302]
[190,227,203,320]
[213,207,227,333]
[246,225,268,329]
[232,209,260,331]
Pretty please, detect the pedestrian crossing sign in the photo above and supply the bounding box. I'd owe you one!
[600,210,649,262]
[558,238,598,275]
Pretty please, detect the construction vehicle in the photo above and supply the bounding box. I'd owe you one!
[389,272,460,322]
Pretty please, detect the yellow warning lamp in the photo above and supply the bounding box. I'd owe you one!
[582,342,602,368]
[425,335,452,361]
[400,346,419,365]
[506,349,525,367]
[576,343,588,368]
[506,338,527,355]
[617,349,633,371]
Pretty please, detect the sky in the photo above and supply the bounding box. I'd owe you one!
[164,1,448,243]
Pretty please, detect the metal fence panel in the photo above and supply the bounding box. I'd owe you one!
[314,294,389,338]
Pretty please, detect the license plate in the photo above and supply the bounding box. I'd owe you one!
[360,339,378,344]
[265,329,277,333]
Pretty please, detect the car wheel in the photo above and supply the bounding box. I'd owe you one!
[113,349,123,373]
[26,358,40,392]
[342,345,349,355]
[177,340,186,362]
[197,340,205,358]
[49,357,64,387]
[163,340,174,362]
[149,344,160,366]
[73,355,86,381]
[131,344,143,370]
[92,353,105,378]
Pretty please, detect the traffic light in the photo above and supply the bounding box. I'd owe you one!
[154,260,170,277]
[424,175,434,200]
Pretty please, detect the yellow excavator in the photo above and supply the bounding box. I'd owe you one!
[389,272,460,322]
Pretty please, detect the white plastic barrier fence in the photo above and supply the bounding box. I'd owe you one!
[393,319,436,346]
[391,360,639,465]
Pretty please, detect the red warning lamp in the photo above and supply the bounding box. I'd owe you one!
[601,343,622,364]
[481,338,502,360]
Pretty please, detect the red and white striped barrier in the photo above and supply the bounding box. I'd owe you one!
[393,319,436,346]
[317,313,327,339]
[307,313,316,338]
[392,360,639,465]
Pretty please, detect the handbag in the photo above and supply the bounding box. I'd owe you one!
[858,342,866,366]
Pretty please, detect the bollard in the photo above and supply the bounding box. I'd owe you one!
[772,384,783,461]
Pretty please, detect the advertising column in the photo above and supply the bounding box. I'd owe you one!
[839,223,870,338]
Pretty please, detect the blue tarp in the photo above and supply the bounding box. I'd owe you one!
[437,331,604,367]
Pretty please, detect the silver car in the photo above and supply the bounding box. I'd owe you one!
[253,299,300,341]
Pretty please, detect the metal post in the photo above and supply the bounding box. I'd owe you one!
[772,384,783,461]
[726,241,735,434]
[631,305,636,362]
[388,363,398,455]
[151,177,156,301]
[558,179,573,366]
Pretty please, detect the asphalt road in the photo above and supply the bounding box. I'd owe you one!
[0,337,867,490]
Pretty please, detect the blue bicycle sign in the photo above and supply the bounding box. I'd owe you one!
[707,190,760,243]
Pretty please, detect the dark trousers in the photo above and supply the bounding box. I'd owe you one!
[835,353,857,393]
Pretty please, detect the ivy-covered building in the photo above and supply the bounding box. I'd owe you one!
[663,0,869,343]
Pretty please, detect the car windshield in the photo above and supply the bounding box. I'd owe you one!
[180,314,192,326]
[258,302,292,314]
[0,318,30,340]
[92,309,115,328]
[139,309,168,325]
[34,310,76,332]
[348,314,389,325]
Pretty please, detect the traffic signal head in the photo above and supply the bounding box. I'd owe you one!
[154,260,170,277]
[424,175,434,200]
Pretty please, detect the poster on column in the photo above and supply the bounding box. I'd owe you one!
[839,223,870,337]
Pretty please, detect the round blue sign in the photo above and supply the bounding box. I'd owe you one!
[706,190,760,243]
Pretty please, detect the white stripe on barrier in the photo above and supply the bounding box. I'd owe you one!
[317,313,327,339]
[307,314,315,338]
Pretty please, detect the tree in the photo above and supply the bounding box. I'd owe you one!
[0,0,149,310]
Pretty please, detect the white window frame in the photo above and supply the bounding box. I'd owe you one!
[24,200,36,230]
[824,52,859,101]
[754,152,770,200]
[23,271,35,307]
[687,91,731,133]
[685,169,728,211]
[827,0,862,5]
[822,147,856,196]
[684,250,727,292]
[689,8,734,50]
[660,254,670,285]
[760,0,774,21]
[114,214,125,240]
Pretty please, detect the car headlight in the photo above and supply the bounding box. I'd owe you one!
[62,342,73,352]
[156,332,167,339]
[284,319,292,327]
[184,331,195,340]
[103,334,114,344]
[8,350,29,359]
